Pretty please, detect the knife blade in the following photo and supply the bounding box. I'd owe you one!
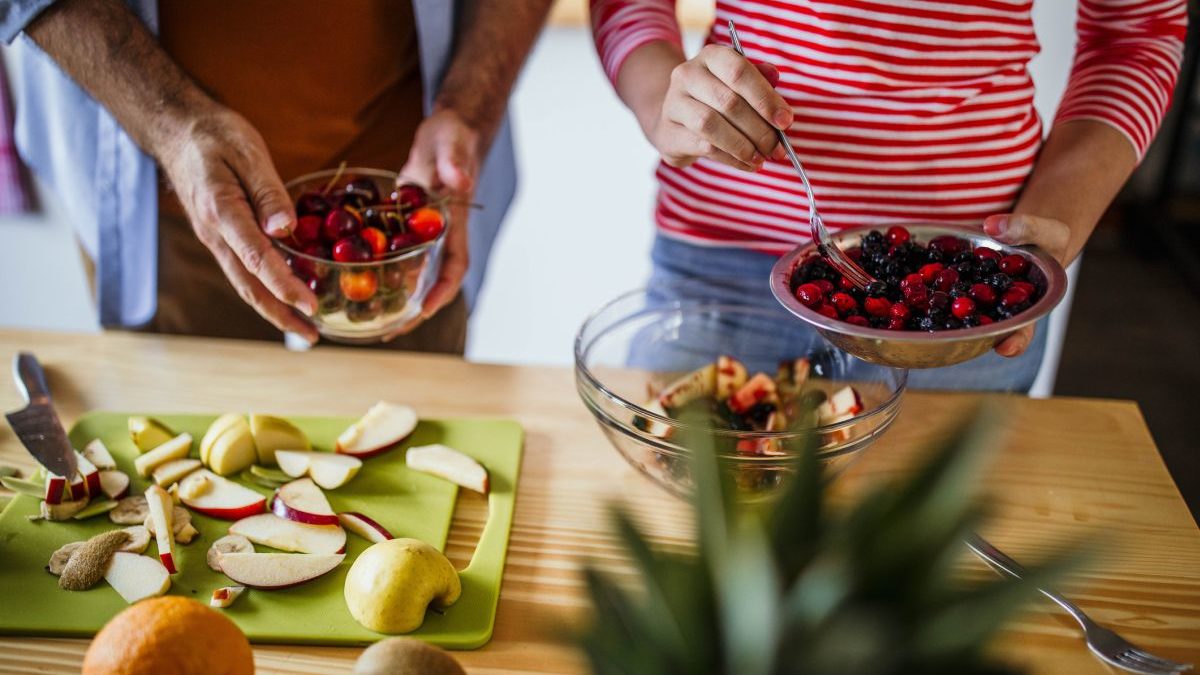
[4,352,77,479]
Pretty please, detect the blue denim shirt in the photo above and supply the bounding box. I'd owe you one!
[2,0,516,327]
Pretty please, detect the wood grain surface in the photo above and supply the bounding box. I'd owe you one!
[0,329,1196,674]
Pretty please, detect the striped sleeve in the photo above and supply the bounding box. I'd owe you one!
[1054,0,1188,161]
[590,0,682,85]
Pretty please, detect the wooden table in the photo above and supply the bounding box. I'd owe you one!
[0,329,1196,674]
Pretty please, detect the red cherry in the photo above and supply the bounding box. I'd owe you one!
[290,215,322,246]
[794,283,823,309]
[380,263,405,290]
[323,208,362,242]
[343,177,381,205]
[933,267,959,292]
[885,225,911,246]
[407,207,445,242]
[339,269,379,302]
[813,279,835,296]
[387,232,421,253]
[889,302,911,322]
[360,227,388,257]
[830,292,857,315]
[918,263,944,284]
[1000,286,1031,308]
[864,296,891,318]
[306,276,326,296]
[845,315,869,327]
[290,244,331,281]
[974,246,1001,262]
[295,192,332,218]
[998,254,1029,276]
[391,183,428,211]
[968,283,997,306]
[816,304,839,320]
[287,254,318,282]
[951,297,977,320]
[332,236,372,263]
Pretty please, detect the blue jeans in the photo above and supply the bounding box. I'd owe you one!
[648,235,1047,393]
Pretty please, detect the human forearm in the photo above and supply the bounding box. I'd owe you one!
[25,0,215,159]
[1011,119,1137,265]
[614,40,684,139]
[434,0,555,153]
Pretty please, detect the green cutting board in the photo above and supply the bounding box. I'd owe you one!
[0,412,522,649]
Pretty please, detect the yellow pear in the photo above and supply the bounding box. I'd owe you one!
[248,414,310,466]
[344,538,460,634]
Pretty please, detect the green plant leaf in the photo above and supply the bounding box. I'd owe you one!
[766,422,824,584]
[714,517,781,675]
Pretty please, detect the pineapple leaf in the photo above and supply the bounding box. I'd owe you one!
[713,517,781,675]
[581,567,675,674]
[765,418,825,583]
[678,412,736,566]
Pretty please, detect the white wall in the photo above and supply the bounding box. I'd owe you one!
[0,4,1079,368]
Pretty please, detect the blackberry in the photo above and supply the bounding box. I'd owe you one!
[865,280,888,297]
[988,273,1012,291]
[977,258,998,275]
[917,316,936,331]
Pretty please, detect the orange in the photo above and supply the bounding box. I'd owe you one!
[82,596,253,675]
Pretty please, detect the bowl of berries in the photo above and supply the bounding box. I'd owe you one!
[278,167,447,343]
[770,224,1068,369]
[574,279,907,498]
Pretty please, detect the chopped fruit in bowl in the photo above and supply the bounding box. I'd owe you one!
[276,167,450,344]
[771,223,1068,369]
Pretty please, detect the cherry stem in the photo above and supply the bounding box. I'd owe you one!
[320,161,348,196]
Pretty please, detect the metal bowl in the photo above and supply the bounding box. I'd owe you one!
[574,280,907,500]
[769,224,1068,369]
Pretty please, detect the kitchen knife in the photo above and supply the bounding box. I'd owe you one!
[4,352,77,479]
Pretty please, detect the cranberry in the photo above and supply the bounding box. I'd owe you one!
[1000,286,1031,308]
[889,302,911,322]
[830,292,857,315]
[391,183,428,211]
[1011,280,1037,296]
[360,227,388,258]
[845,315,869,327]
[295,192,331,218]
[907,289,930,312]
[838,276,857,291]
[291,215,322,246]
[978,315,995,325]
[900,273,924,292]
[387,232,422,253]
[816,304,839,320]
[998,254,1029,276]
[323,208,362,242]
[332,236,372,263]
[407,207,445,242]
[794,283,823,309]
[886,317,907,330]
[951,296,977,319]
[864,296,891,317]
[344,177,381,205]
[933,267,959,292]
[974,247,1001,262]
[969,283,997,306]
[928,235,967,256]
[919,263,944,284]
[886,225,911,246]
[813,279,835,296]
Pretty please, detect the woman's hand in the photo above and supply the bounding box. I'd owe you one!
[158,106,319,343]
[982,213,1071,358]
[642,44,793,172]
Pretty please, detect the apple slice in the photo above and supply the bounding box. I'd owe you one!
[275,451,362,489]
[271,478,339,526]
[406,444,489,494]
[67,472,87,501]
[200,413,244,466]
[248,413,310,466]
[338,512,394,543]
[828,386,863,417]
[82,439,117,471]
[728,372,779,414]
[119,526,152,554]
[229,513,346,554]
[210,585,246,609]
[218,552,344,589]
[178,469,266,520]
[133,433,193,478]
[104,551,171,604]
[716,355,749,400]
[206,421,257,477]
[335,402,418,458]
[152,458,202,487]
[632,399,673,440]
[145,485,178,574]
[658,364,717,410]
[39,498,87,521]
[44,472,67,505]
[128,416,175,454]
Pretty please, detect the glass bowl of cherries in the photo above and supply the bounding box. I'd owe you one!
[277,167,447,343]
[770,224,1068,369]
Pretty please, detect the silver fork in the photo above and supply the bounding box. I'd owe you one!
[727,19,875,290]
[967,534,1193,674]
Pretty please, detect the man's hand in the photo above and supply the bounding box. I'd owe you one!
[982,213,1071,358]
[159,107,319,342]
[386,109,479,338]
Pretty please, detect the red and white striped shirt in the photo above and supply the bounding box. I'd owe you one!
[591,0,1187,253]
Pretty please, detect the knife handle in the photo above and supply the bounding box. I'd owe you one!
[13,352,51,405]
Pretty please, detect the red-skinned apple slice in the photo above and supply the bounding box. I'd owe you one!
[74,451,102,497]
[271,478,339,526]
[229,513,346,554]
[337,512,394,543]
[218,552,344,589]
[210,585,246,608]
[406,444,489,494]
[828,386,863,416]
[68,473,87,501]
[178,469,267,520]
[82,439,118,470]
[44,473,66,505]
[335,402,417,458]
[145,485,178,574]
